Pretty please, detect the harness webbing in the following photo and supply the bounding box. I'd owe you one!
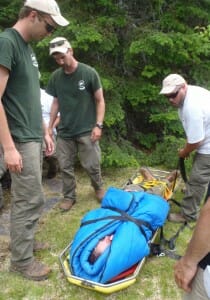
[81,206,154,240]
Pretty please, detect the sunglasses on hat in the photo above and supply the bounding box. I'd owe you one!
[49,40,66,48]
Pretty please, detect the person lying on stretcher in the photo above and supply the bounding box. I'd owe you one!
[87,168,179,266]
[70,186,170,283]
[88,235,114,264]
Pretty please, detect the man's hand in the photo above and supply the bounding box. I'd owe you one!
[178,148,189,158]
[174,257,198,293]
[44,133,54,156]
[4,148,23,173]
[91,127,102,142]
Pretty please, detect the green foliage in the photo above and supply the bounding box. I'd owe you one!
[1,1,210,168]
[148,135,193,171]
[135,132,158,150]
[101,137,147,168]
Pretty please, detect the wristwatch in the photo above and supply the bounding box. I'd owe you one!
[95,122,103,129]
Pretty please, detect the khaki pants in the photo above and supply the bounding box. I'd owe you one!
[10,142,44,266]
[57,135,103,201]
[0,147,6,208]
[181,153,210,220]
[183,267,210,300]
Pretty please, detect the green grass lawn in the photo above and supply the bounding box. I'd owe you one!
[0,167,193,300]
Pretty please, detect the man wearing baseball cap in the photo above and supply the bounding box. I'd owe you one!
[46,37,105,211]
[0,1,68,280]
[160,74,210,223]
[24,0,69,26]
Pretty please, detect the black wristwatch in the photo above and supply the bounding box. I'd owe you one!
[95,122,103,129]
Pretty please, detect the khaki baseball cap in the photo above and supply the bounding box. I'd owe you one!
[49,37,71,55]
[24,0,69,26]
[160,74,186,94]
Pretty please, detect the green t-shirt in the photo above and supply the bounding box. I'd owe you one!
[0,28,42,142]
[46,62,102,139]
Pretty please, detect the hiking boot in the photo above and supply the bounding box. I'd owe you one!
[95,188,105,201]
[59,199,75,212]
[46,157,58,179]
[33,241,50,252]
[139,167,155,181]
[168,213,187,223]
[166,170,180,182]
[10,258,51,281]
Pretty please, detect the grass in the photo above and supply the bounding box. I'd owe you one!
[0,166,193,300]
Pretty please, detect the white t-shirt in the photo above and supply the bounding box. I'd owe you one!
[40,88,58,135]
[178,85,210,154]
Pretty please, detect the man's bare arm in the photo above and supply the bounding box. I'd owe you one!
[0,65,22,172]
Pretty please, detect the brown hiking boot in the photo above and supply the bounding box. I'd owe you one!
[168,213,187,223]
[95,188,105,201]
[10,258,51,281]
[139,167,155,181]
[33,241,50,252]
[59,199,75,212]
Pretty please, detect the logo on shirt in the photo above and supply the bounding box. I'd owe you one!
[31,53,39,68]
[78,80,86,91]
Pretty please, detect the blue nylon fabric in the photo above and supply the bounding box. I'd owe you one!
[70,187,169,283]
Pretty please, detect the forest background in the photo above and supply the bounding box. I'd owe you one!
[1,0,210,170]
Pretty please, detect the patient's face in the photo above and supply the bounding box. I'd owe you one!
[94,235,113,257]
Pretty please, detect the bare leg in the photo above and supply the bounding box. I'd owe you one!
[139,167,156,181]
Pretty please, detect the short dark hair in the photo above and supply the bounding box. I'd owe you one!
[88,251,98,264]
[19,6,48,19]
[18,6,33,19]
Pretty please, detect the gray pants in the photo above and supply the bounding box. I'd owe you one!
[10,142,44,266]
[57,135,103,201]
[0,147,6,209]
[181,153,210,220]
[183,267,210,300]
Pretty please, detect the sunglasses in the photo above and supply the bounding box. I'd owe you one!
[165,90,180,99]
[37,13,56,33]
[49,40,66,48]
[43,19,56,33]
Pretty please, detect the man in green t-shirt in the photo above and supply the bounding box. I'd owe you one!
[0,0,69,281]
[47,37,105,211]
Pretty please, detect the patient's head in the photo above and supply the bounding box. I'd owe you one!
[89,234,114,264]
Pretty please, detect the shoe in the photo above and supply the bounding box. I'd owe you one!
[47,169,57,179]
[46,157,58,179]
[8,240,50,252]
[168,213,187,223]
[59,199,75,212]
[33,241,50,252]
[139,167,155,181]
[10,258,51,281]
[166,170,180,182]
[95,188,105,201]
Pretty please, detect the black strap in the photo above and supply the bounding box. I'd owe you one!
[169,198,181,207]
[106,206,154,233]
[81,206,154,240]
[149,242,182,260]
[160,223,188,250]
[179,157,188,183]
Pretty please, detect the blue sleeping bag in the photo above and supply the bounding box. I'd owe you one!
[70,187,169,283]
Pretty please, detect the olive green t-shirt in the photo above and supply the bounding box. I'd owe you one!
[0,28,42,142]
[46,62,102,139]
